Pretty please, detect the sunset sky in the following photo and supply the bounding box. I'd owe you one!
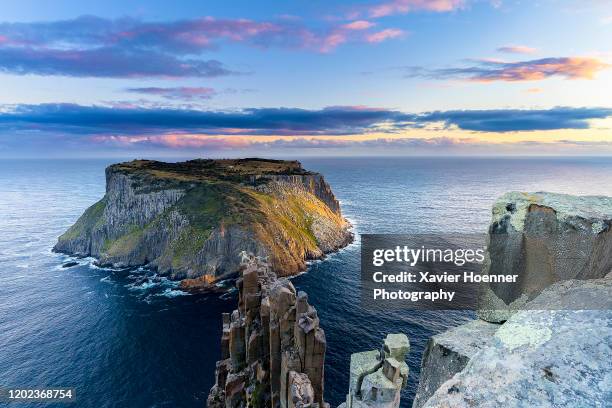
[1,0,611,157]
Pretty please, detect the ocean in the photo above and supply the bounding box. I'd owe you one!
[1,157,611,408]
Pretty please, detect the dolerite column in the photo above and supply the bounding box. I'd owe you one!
[294,291,326,406]
[269,280,297,408]
[207,255,331,408]
[260,297,271,372]
[242,264,263,366]
[220,313,231,360]
[280,348,302,408]
[229,310,246,372]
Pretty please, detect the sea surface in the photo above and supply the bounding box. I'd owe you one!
[1,157,611,408]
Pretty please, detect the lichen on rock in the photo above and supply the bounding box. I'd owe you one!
[421,275,612,408]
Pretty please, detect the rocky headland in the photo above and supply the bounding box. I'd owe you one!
[413,192,612,408]
[53,158,352,288]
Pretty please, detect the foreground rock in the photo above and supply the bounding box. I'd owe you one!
[421,274,612,408]
[338,333,410,408]
[412,320,499,408]
[478,192,612,322]
[207,254,327,408]
[413,192,612,407]
[54,159,352,285]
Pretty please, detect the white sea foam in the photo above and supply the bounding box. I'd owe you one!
[125,280,160,291]
[156,288,189,298]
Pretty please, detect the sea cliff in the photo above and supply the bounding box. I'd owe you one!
[54,159,352,286]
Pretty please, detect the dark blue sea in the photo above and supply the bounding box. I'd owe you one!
[1,157,611,408]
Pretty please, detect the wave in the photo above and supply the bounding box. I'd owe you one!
[125,279,161,291]
[219,287,237,300]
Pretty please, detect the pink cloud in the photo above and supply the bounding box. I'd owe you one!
[342,20,376,30]
[480,57,610,81]
[320,24,403,52]
[91,134,253,149]
[497,45,537,54]
[320,32,349,52]
[156,134,252,148]
[369,0,465,18]
[409,57,611,82]
[0,15,407,77]
[366,28,404,43]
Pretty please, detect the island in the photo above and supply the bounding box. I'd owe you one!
[53,158,353,289]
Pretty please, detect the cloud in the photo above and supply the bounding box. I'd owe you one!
[320,20,402,52]
[406,57,610,82]
[126,135,470,150]
[1,104,611,140]
[342,20,376,30]
[0,47,234,78]
[126,87,217,100]
[366,29,405,43]
[419,107,612,131]
[368,0,465,18]
[0,104,414,136]
[497,45,537,54]
[525,87,542,93]
[0,15,404,76]
[83,135,612,157]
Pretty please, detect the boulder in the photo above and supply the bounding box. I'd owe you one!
[478,192,612,322]
[288,371,315,408]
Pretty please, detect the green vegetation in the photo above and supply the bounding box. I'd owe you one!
[103,224,144,257]
[111,158,311,189]
[170,226,211,268]
[250,382,264,408]
[59,198,106,241]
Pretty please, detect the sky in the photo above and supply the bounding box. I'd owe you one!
[0,0,611,157]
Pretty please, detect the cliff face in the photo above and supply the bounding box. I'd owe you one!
[413,192,612,408]
[53,159,352,283]
[478,191,612,322]
[208,254,327,408]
